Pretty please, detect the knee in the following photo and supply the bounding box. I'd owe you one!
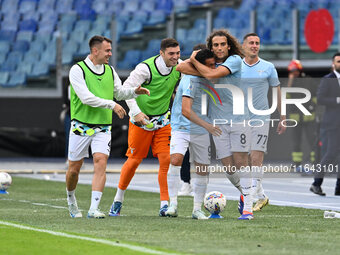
[159,153,170,165]
[170,154,183,166]
[93,153,108,165]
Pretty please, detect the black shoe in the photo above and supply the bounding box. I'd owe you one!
[310,185,326,196]
[335,189,340,196]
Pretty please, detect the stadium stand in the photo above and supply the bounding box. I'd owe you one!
[0,0,340,87]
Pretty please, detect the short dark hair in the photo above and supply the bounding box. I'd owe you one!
[193,43,207,51]
[206,29,244,58]
[332,52,340,61]
[243,32,259,42]
[195,49,214,65]
[160,38,179,51]
[89,35,112,50]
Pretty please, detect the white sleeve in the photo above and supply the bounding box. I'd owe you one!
[111,66,138,101]
[123,63,151,117]
[69,65,116,110]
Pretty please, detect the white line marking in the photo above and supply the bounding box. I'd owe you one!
[0,220,179,255]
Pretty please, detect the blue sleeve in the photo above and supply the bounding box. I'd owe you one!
[221,55,241,74]
[182,76,197,98]
[268,64,280,87]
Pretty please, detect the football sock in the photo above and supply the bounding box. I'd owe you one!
[114,188,125,203]
[66,189,76,205]
[158,152,170,201]
[89,191,102,210]
[226,171,242,193]
[193,172,209,211]
[161,200,168,208]
[239,168,253,213]
[168,164,181,206]
[118,157,142,190]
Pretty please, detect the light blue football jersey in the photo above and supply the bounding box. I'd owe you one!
[241,58,280,121]
[208,55,248,123]
[171,75,211,134]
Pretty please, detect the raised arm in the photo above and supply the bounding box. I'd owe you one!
[176,59,201,76]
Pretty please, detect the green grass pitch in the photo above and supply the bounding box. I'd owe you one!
[1,177,339,255]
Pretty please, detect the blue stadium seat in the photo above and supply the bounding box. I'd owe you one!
[17,62,34,75]
[124,0,139,12]
[0,30,16,41]
[12,41,30,53]
[74,20,92,32]
[0,41,10,54]
[1,17,19,31]
[30,62,50,77]
[146,10,166,26]
[92,0,107,14]
[0,71,10,86]
[19,19,38,32]
[19,0,37,14]
[22,10,41,21]
[78,40,90,56]
[37,0,56,14]
[133,10,149,24]
[188,0,212,6]
[141,0,156,12]
[69,30,86,44]
[156,0,173,15]
[116,11,131,23]
[214,18,227,29]
[56,0,74,14]
[23,49,41,63]
[118,50,141,69]
[121,20,143,36]
[16,31,34,42]
[6,72,26,87]
[173,0,189,14]
[146,39,161,52]
[175,28,187,45]
[1,0,19,13]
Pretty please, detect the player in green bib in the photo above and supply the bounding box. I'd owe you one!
[109,38,182,217]
[66,35,149,219]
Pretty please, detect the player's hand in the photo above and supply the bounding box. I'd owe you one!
[113,103,126,119]
[277,115,287,135]
[207,124,222,136]
[134,112,149,126]
[190,50,200,62]
[135,85,150,96]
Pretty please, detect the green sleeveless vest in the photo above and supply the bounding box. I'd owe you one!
[70,61,114,125]
[136,55,180,116]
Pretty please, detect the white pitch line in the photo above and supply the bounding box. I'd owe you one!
[0,220,179,255]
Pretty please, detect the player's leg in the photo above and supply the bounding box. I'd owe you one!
[66,132,90,218]
[214,125,242,192]
[109,122,152,216]
[178,150,193,196]
[250,123,269,211]
[152,124,172,216]
[190,133,210,220]
[87,132,111,218]
[166,131,189,216]
[230,124,253,220]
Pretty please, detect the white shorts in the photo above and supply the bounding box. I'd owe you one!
[250,121,270,152]
[213,123,250,159]
[189,133,211,165]
[170,131,190,155]
[68,131,111,161]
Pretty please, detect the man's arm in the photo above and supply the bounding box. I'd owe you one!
[276,85,287,135]
[190,51,230,79]
[176,59,201,76]
[181,96,221,136]
[123,63,151,125]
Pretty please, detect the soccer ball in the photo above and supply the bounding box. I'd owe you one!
[204,191,227,215]
[0,172,12,190]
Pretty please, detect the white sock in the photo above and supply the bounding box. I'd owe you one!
[66,189,76,205]
[253,166,265,199]
[167,164,181,206]
[239,167,253,213]
[192,172,209,211]
[89,191,102,210]
[161,200,168,208]
[114,188,125,203]
[226,172,242,193]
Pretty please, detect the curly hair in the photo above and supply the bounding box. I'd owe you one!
[206,29,244,58]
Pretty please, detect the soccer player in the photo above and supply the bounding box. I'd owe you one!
[241,33,286,211]
[177,29,254,220]
[66,35,149,218]
[109,38,181,216]
[166,49,222,219]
